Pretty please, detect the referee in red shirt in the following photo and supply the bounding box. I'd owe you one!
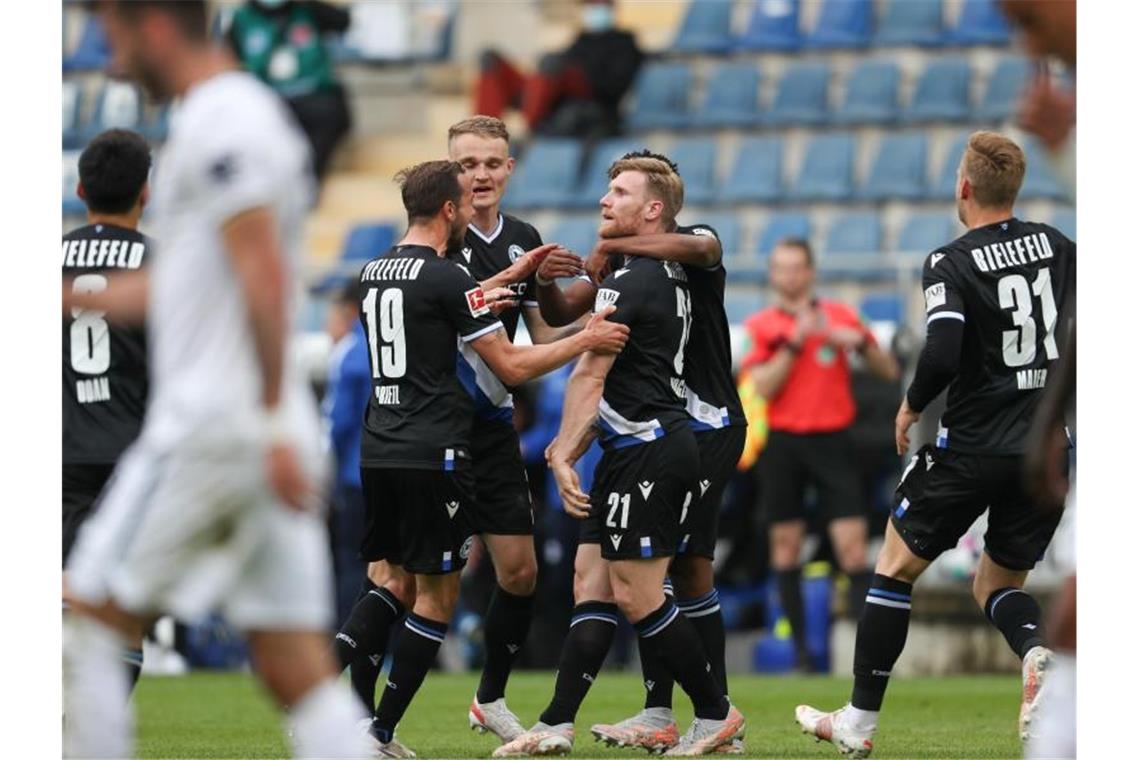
[742,238,899,670]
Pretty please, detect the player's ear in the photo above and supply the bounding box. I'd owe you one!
[137,183,150,211]
[645,199,663,222]
[76,182,86,202]
[505,156,515,176]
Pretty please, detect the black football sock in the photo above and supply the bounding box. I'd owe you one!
[122,647,143,694]
[775,568,808,659]
[477,584,534,704]
[334,584,405,672]
[641,580,676,710]
[851,574,913,712]
[985,588,1047,659]
[846,569,874,620]
[350,653,383,712]
[634,599,728,720]
[372,613,447,741]
[677,589,728,697]
[538,602,619,726]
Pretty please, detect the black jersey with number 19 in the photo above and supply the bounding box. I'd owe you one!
[358,245,503,470]
[62,223,152,465]
[921,217,1075,455]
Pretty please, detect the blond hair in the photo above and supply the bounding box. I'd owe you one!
[607,156,684,225]
[962,131,1026,208]
[448,115,510,144]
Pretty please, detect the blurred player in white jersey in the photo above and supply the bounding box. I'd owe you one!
[64,3,368,757]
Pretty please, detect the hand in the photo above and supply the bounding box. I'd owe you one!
[790,307,819,344]
[582,305,630,354]
[503,242,558,283]
[584,242,613,284]
[483,286,518,315]
[267,442,316,512]
[1017,73,1076,151]
[1024,424,1069,514]
[826,326,868,352]
[537,248,585,282]
[894,397,921,456]
[551,457,590,518]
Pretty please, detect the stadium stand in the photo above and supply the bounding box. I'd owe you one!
[803,0,873,49]
[719,136,784,204]
[63,80,84,150]
[873,0,945,47]
[931,131,971,198]
[1019,139,1069,200]
[791,133,856,201]
[904,56,972,123]
[547,217,600,259]
[756,212,813,257]
[627,61,693,131]
[63,13,110,72]
[736,0,802,51]
[860,292,905,324]
[1052,207,1076,239]
[694,61,763,128]
[63,151,85,218]
[765,60,830,126]
[947,0,1012,46]
[81,81,144,144]
[862,133,929,201]
[896,211,957,256]
[821,211,885,281]
[573,137,642,208]
[671,0,735,55]
[975,56,1032,122]
[670,136,720,205]
[502,139,583,210]
[339,222,397,265]
[834,59,900,125]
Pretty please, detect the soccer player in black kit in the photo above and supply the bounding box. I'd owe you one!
[797,131,1075,758]
[345,160,629,756]
[496,155,745,758]
[62,128,154,690]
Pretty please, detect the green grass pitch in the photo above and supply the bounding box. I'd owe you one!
[136,671,1023,758]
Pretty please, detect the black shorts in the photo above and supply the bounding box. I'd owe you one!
[469,420,534,536]
[360,467,478,575]
[581,429,699,561]
[63,463,116,566]
[678,426,747,559]
[891,444,1064,571]
[759,428,864,524]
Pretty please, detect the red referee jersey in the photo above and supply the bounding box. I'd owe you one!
[741,299,874,434]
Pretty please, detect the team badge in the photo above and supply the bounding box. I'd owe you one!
[508,244,525,263]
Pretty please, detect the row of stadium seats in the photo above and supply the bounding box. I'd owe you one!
[64,80,168,150]
[627,55,1031,131]
[501,132,1068,211]
[671,0,1012,54]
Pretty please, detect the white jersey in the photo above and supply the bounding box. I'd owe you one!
[144,71,316,450]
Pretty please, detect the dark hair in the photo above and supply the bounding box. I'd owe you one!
[95,1,209,41]
[775,237,814,268]
[335,279,360,306]
[394,160,463,224]
[78,129,152,214]
[619,148,679,175]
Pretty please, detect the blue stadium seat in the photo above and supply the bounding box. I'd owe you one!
[81,81,144,143]
[573,138,641,209]
[791,133,855,201]
[1019,140,1068,200]
[874,0,945,47]
[1051,208,1076,239]
[627,62,693,131]
[736,0,801,51]
[860,293,904,324]
[724,291,762,325]
[718,137,784,204]
[904,57,972,122]
[821,212,885,281]
[502,139,583,210]
[803,0,872,49]
[895,212,956,254]
[947,0,1011,45]
[670,137,720,205]
[862,133,929,201]
[692,212,743,262]
[671,0,735,54]
[341,223,397,262]
[63,81,84,150]
[975,57,1032,122]
[764,61,830,126]
[63,14,111,72]
[931,132,970,199]
[834,59,900,125]
[694,62,763,128]
[547,217,600,259]
[63,151,86,217]
[756,212,812,257]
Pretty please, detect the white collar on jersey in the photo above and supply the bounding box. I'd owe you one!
[468,214,504,245]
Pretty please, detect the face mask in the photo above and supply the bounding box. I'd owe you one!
[582,4,615,32]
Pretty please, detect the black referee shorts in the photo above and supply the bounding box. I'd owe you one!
[677,426,747,559]
[63,463,116,566]
[360,467,478,575]
[468,420,535,536]
[891,444,1064,571]
[581,429,699,561]
[759,428,864,524]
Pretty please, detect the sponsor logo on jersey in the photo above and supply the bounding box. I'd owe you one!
[508,244,525,263]
[445,500,459,519]
[930,252,946,268]
[638,481,655,500]
[924,282,947,312]
[465,286,490,317]
[595,288,620,310]
[460,536,475,559]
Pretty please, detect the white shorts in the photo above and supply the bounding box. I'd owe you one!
[66,433,332,631]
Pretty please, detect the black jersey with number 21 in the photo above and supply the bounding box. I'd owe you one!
[358,245,503,470]
[922,218,1075,455]
[62,223,152,465]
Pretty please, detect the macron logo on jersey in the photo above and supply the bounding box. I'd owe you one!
[465,287,490,317]
[930,252,946,268]
[613,269,630,279]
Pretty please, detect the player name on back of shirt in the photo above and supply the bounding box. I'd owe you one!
[61,237,146,270]
[967,231,1055,273]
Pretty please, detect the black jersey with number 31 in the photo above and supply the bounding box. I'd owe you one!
[922,217,1075,455]
[593,257,692,448]
[62,223,152,465]
[358,245,503,470]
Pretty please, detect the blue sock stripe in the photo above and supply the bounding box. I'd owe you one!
[121,649,144,666]
[571,612,619,627]
[676,589,719,609]
[868,588,911,602]
[404,615,447,643]
[639,604,679,638]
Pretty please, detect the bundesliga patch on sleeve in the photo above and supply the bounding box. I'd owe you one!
[595,288,620,311]
[924,282,946,312]
[465,287,490,317]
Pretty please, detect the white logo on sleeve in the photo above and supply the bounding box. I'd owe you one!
[924,282,946,312]
[595,288,620,311]
[638,481,655,500]
[691,227,715,238]
[461,247,472,263]
[613,268,630,279]
[930,252,946,268]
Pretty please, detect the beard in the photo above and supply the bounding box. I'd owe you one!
[447,221,467,250]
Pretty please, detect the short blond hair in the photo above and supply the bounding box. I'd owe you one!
[962,131,1026,208]
[607,156,684,225]
[448,115,510,144]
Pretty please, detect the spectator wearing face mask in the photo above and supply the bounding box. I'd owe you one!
[227,0,352,181]
[474,0,644,138]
